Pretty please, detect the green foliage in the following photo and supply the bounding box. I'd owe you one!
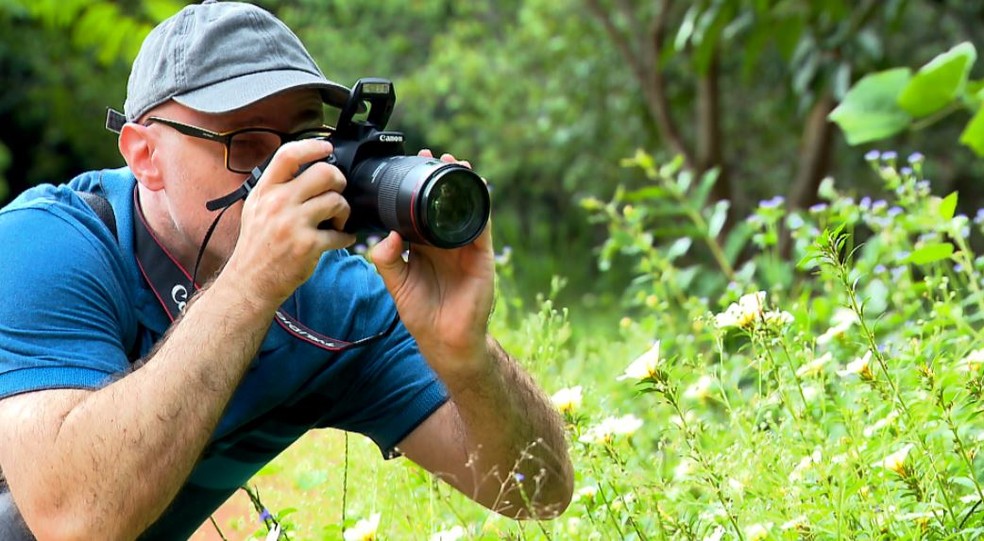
[828,68,913,144]
[225,152,984,540]
[831,41,984,156]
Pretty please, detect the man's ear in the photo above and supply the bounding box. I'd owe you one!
[119,123,164,191]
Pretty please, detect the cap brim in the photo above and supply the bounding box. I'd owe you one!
[173,69,350,114]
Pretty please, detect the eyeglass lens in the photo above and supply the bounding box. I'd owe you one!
[228,129,334,173]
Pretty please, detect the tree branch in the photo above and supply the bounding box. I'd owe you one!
[584,0,694,167]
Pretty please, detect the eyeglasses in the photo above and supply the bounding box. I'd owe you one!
[143,117,335,174]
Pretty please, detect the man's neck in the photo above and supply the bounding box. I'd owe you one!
[135,186,222,285]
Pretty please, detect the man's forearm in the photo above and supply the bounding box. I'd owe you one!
[1,275,276,540]
[444,336,573,518]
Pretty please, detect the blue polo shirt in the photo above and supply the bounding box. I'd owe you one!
[0,167,449,539]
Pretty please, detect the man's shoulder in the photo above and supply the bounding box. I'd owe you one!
[2,167,134,216]
[0,167,137,283]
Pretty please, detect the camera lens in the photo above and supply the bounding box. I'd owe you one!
[420,168,489,247]
[344,156,490,248]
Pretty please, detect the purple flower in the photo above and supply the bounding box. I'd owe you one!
[874,264,887,274]
[881,151,898,161]
[865,150,881,161]
[859,197,872,210]
[887,206,903,218]
[900,167,913,177]
[259,508,273,522]
[514,473,526,482]
[759,196,785,209]
[974,209,984,225]
[809,203,828,214]
[908,152,925,164]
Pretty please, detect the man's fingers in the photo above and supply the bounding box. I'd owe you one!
[369,231,409,291]
[289,161,347,204]
[302,190,351,231]
[258,139,334,186]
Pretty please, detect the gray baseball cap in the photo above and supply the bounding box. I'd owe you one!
[122,0,349,122]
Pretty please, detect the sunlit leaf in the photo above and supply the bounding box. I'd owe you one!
[905,242,954,265]
[959,106,984,156]
[829,68,912,145]
[898,41,977,118]
[939,191,958,221]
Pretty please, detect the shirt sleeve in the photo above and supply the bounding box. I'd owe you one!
[0,201,133,399]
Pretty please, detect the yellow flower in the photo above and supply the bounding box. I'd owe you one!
[550,385,583,414]
[343,513,381,541]
[874,443,914,477]
[618,341,661,381]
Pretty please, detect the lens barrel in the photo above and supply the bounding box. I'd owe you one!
[343,156,490,248]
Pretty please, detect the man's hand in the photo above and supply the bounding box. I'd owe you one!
[226,139,356,308]
[369,150,496,376]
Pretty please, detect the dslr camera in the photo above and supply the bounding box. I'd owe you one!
[321,78,490,248]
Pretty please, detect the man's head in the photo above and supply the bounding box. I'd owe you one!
[117,1,344,278]
[124,0,348,122]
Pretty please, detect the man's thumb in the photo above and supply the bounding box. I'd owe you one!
[369,231,408,288]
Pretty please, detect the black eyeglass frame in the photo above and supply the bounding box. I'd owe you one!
[142,116,335,174]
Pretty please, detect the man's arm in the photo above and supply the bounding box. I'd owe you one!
[370,150,574,519]
[0,276,274,540]
[0,139,353,541]
[397,336,573,518]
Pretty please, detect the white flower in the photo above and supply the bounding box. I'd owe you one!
[796,352,832,378]
[746,522,770,541]
[683,375,715,401]
[429,525,466,541]
[673,458,693,480]
[344,513,381,541]
[618,341,661,381]
[874,444,914,476]
[763,309,794,328]
[703,526,725,541]
[800,384,821,403]
[957,349,984,372]
[550,385,583,414]
[837,351,874,379]
[780,515,808,531]
[574,485,598,502]
[817,308,856,346]
[715,291,766,329]
[578,414,644,444]
[863,410,900,438]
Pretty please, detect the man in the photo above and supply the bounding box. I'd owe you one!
[0,1,573,539]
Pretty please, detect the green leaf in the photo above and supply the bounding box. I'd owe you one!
[959,106,984,156]
[898,42,977,118]
[829,68,912,145]
[707,200,730,238]
[939,191,958,220]
[905,242,954,265]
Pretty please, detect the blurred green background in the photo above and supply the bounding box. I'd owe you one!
[2,0,983,308]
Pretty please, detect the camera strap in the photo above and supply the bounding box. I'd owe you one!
[132,187,395,351]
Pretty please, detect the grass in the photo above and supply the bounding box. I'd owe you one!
[202,151,984,540]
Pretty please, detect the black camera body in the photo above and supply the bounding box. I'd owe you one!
[325,78,490,248]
